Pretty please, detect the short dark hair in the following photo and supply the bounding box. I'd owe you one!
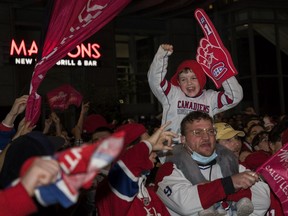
[251,131,269,150]
[247,123,265,136]
[180,111,213,135]
[177,67,192,79]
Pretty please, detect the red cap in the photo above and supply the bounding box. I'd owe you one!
[83,114,109,134]
[170,60,207,92]
[115,123,146,146]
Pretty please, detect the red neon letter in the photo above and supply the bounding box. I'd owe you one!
[68,45,81,58]
[81,43,91,58]
[91,43,101,59]
[10,39,27,56]
[28,40,38,56]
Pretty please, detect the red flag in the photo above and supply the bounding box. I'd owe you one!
[194,9,238,89]
[47,84,83,111]
[20,130,125,208]
[25,0,131,125]
[256,142,288,214]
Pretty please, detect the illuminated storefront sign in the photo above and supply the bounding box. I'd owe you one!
[9,39,101,66]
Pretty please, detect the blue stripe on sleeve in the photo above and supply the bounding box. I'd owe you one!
[108,162,139,199]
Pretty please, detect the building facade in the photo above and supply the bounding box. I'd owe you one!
[0,0,287,127]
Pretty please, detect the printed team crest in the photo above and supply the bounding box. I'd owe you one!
[194,9,238,88]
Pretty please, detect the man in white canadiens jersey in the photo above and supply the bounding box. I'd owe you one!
[155,111,270,216]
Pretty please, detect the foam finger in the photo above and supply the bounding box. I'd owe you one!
[194,8,223,47]
[196,55,210,69]
[199,38,211,50]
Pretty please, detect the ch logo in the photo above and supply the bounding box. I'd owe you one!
[164,186,172,197]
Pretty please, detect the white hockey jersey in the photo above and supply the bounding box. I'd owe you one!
[148,46,243,136]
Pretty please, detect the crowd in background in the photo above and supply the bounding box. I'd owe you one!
[0,94,287,215]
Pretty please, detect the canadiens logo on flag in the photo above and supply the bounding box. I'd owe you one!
[47,84,83,111]
[257,142,288,213]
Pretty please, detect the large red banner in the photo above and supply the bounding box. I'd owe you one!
[25,0,131,125]
[257,142,288,214]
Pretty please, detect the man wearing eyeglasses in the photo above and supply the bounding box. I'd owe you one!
[155,111,270,216]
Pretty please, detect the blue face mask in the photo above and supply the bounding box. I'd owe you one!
[191,151,218,165]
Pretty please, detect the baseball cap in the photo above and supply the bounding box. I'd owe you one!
[83,114,109,134]
[115,123,147,147]
[215,122,245,140]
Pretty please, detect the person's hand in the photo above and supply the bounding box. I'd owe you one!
[161,44,173,53]
[2,95,29,127]
[9,95,29,117]
[146,121,178,152]
[71,125,82,140]
[231,171,260,191]
[43,117,53,134]
[12,118,35,140]
[50,112,60,125]
[80,102,90,116]
[44,117,53,128]
[21,158,60,196]
[50,112,62,136]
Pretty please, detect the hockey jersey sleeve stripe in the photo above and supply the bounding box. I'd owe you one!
[217,91,234,109]
[160,79,166,88]
[217,91,225,108]
[154,162,174,191]
[224,94,233,104]
[164,82,171,96]
[160,79,171,96]
[197,178,227,209]
[108,160,139,200]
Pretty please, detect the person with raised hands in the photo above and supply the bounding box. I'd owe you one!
[0,95,29,152]
[71,101,90,146]
[147,9,243,150]
[95,121,178,216]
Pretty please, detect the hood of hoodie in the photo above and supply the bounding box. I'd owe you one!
[170,60,207,94]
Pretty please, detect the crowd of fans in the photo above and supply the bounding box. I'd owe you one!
[0,94,287,216]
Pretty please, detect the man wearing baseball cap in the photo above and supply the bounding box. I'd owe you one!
[213,122,255,215]
[215,122,245,159]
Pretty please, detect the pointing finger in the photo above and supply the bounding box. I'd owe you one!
[194,8,224,48]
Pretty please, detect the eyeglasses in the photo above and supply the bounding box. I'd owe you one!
[190,128,217,137]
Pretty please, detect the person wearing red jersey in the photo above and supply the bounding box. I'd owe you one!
[0,157,60,216]
[96,122,177,216]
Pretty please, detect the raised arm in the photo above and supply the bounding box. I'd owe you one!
[2,95,28,128]
[147,44,173,102]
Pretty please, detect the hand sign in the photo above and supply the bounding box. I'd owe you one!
[194,8,238,88]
